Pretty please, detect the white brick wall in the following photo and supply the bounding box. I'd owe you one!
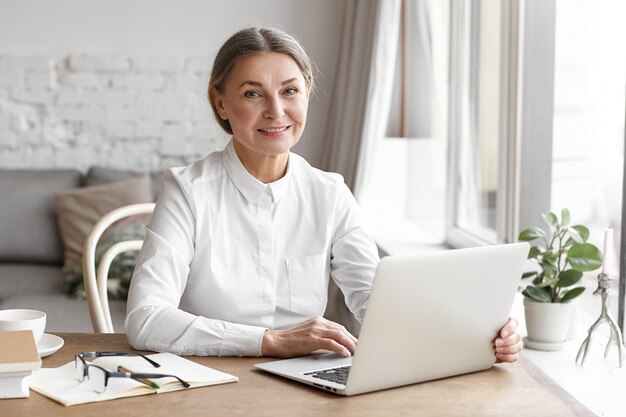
[67,55,130,72]
[132,56,184,73]
[109,73,165,91]
[0,0,346,170]
[0,54,229,171]
[58,73,103,89]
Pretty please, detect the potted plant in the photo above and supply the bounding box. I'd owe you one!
[518,208,603,350]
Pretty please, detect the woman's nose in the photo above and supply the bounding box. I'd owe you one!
[263,95,285,119]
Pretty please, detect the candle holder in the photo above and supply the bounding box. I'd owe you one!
[575,272,624,367]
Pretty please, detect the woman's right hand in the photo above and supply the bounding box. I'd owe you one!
[261,317,358,358]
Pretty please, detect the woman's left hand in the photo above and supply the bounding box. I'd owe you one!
[494,317,522,363]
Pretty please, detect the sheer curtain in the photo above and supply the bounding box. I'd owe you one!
[321,0,401,335]
[320,0,401,199]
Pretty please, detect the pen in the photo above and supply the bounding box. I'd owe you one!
[117,365,160,389]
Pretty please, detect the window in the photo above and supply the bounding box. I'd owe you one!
[361,0,558,256]
[550,0,626,325]
[447,0,503,245]
[360,0,450,253]
[447,0,556,247]
[361,0,556,254]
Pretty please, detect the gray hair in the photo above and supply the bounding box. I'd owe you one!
[208,27,315,134]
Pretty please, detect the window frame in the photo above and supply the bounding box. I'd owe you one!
[617,111,626,332]
[446,0,556,248]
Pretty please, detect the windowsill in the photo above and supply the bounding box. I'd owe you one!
[512,292,626,417]
[366,212,448,256]
[367,213,625,416]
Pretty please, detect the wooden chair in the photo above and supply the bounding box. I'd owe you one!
[82,203,155,333]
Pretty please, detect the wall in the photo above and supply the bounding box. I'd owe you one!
[0,0,344,171]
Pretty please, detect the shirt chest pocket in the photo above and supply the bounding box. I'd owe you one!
[285,254,328,317]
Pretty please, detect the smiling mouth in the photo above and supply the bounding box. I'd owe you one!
[257,126,290,133]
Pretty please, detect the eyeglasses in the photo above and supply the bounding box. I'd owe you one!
[75,351,190,393]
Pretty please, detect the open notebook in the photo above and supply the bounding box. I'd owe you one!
[29,352,237,406]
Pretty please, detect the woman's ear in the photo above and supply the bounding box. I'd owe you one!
[211,89,228,120]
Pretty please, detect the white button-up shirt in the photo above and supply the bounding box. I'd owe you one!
[126,140,379,356]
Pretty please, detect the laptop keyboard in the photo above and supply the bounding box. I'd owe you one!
[304,365,351,385]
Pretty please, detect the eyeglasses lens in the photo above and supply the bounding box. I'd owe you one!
[75,356,85,382]
[88,365,106,393]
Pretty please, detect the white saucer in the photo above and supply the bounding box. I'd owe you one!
[523,336,566,352]
[38,333,64,358]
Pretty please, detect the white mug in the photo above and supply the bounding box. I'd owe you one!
[0,309,47,344]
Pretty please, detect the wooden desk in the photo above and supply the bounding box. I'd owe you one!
[4,333,596,417]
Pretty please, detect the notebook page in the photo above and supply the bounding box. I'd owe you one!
[94,352,238,387]
[29,362,150,406]
[29,353,237,406]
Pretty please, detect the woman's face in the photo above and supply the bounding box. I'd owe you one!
[213,52,310,158]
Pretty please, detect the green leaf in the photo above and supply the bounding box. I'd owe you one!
[566,225,591,246]
[566,226,584,244]
[541,250,558,262]
[522,271,538,279]
[542,264,558,277]
[536,275,558,289]
[528,246,541,259]
[540,251,558,276]
[532,276,543,285]
[536,280,553,289]
[567,243,603,272]
[519,227,548,243]
[560,287,585,302]
[571,225,590,243]
[560,208,570,227]
[542,212,559,231]
[523,286,552,302]
[558,269,583,287]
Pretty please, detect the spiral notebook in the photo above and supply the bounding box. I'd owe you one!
[29,352,237,406]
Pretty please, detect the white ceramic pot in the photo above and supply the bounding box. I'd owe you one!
[567,301,579,340]
[524,298,574,344]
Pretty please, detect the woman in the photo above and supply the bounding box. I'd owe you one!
[126,27,522,362]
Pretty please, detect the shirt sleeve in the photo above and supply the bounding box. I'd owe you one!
[329,182,380,322]
[125,170,267,356]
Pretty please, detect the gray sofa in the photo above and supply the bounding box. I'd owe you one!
[0,168,161,333]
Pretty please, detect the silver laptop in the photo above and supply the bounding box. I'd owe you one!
[255,242,529,396]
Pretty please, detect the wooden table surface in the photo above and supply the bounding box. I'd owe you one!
[2,333,596,417]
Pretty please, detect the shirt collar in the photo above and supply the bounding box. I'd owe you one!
[223,139,292,204]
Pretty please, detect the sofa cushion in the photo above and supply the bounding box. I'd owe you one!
[0,169,83,264]
[0,294,126,333]
[54,175,153,270]
[85,166,164,201]
[0,263,64,301]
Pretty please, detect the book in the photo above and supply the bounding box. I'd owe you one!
[29,352,238,406]
[0,371,32,399]
[0,330,42,399]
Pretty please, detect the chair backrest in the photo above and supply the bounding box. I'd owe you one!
[82,203,155,333]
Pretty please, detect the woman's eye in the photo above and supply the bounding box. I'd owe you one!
[284,87,298,95]
[244,91,260,98]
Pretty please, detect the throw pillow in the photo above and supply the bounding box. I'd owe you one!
[54,174,153,271]
[85,166,164,201]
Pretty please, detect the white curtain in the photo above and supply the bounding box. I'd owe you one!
[321,0,401,335]
[320,0,402,200]
[352,0,402,200]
